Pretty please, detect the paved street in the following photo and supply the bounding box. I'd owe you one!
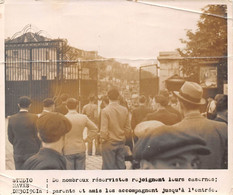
[5,118,131,170]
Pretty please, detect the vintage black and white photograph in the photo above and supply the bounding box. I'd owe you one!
[4,0,228,173]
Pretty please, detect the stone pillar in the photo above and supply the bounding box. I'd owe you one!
[157,51,182,90]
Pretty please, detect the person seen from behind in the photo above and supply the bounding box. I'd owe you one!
[64,98,98,170]
[8,96,41,170]
[23,112,71,170]
[173,81,227,169]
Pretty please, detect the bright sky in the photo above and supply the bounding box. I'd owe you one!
[4,0,212,67]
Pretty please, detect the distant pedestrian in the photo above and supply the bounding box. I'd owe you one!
[143,90,179,125]
[23,112,71,170]
[206,97,217,120]
[97,96,110,155]
[38,98,55,117]
[64,98,98,170]
[55,94,69,115]
[173,81,227,169]
[131,95,153,130]
[100,87,132,169]
[214,94,227,124]
[7,96,41,170]
[133,125,210,169]
[82,96,98,155]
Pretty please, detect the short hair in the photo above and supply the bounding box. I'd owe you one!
[102,96,109,104]
[139,95,146,104]
[108,87,119,101]
[43,98,54,107]
[215,94,227,112]
[60,94,69,102]
[66,98,78,110]
[18,96,31,108]
[89,96,95,102]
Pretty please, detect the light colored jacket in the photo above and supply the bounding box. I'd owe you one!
[100,102,131,143]
[63,110,98,155]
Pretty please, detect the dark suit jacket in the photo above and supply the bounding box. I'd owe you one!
[23,148,66,170]
[166,105,182,122]
[144,108,179,125]
[55,103,68,115]
[174,112,227,169]
[8,111,41,156]
[131,105,153,130]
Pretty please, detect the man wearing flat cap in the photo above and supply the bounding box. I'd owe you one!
[173,81,227,169]
[133,125,210,169]
[23,112,72,170]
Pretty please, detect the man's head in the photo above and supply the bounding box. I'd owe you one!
[18,96,32,109]
[43,98,55,112]
[133,125,210,169]
[66,98,78,110]
[89,96,95,103]
[101,95,109,109]
[108,87,120,101]
[173,81,206,113]
[139,95,147,105]
[155,89,169,107]
[215,94,227,112]
[60,94,69,103]
[37,112,71,143]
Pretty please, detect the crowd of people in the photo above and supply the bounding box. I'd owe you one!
[7,81,228,170]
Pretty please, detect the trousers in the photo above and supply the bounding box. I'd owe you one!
[101,141,126,170]
[65,152,86,170]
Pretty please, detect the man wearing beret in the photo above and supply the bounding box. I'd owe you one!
[8,96,41,170]
[173,81,227,169]
[133,125,210,169]
[38,98,55,117]
[23,112,72,170]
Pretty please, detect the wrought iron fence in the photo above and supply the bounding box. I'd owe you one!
[5,39,98,116]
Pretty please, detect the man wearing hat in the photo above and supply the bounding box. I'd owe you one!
[133,125,210,169]
[173,81,227,169]
[8,96,41,170]
[38,98,55,117]
[23,112,72,170]
[143,90,179,125]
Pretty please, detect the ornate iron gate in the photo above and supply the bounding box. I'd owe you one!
[5,33,97,116]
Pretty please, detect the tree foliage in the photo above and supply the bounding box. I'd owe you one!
[177,5,227,84]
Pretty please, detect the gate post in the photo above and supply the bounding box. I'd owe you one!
[29,48,33,98]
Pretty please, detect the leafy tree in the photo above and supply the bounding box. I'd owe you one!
[177,5,227,89]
